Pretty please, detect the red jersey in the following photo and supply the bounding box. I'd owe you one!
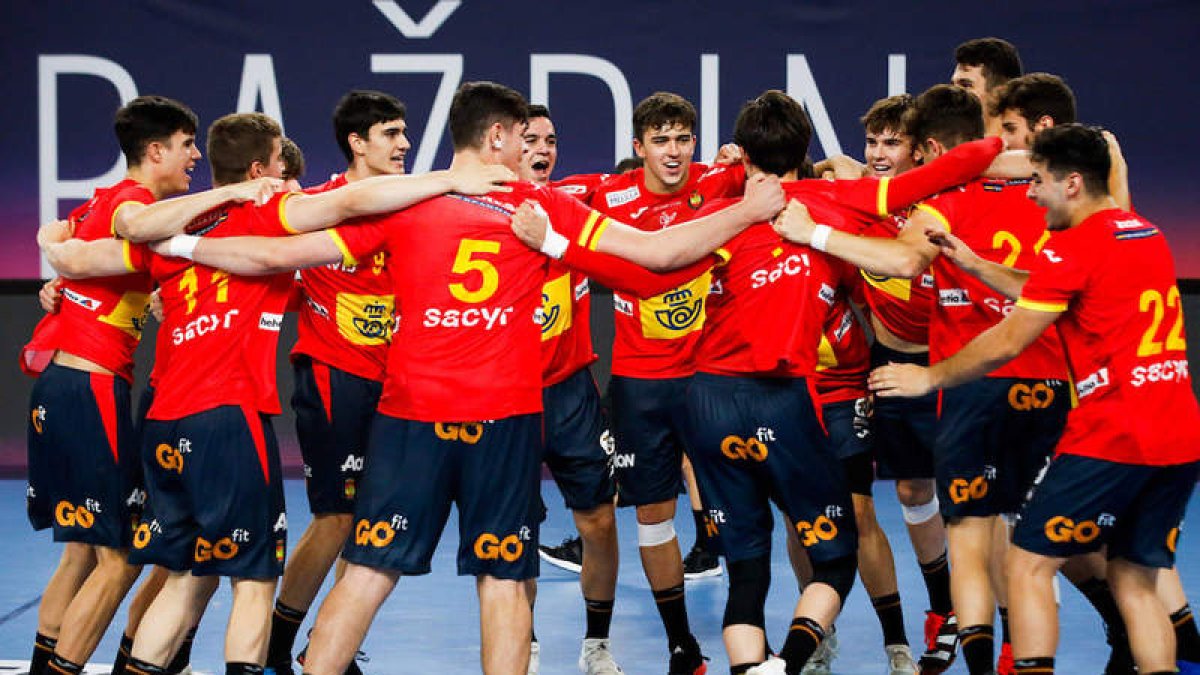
[126,192,296,419]
[589,162,745,378]
[813,279,871,404]
[331,183,605,422]
[860,211,935,345]
[540,261,597,387]
[551,173,612,204]
[920,179,1066,379]
[1017,209,1200,465]
[291,173,394,382]
[22,179,156,382]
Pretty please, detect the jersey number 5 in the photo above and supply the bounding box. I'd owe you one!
[448,239,500,303]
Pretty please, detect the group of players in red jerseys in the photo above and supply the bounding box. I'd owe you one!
[20,34,1200,675]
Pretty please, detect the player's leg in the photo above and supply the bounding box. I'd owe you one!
[129,571,219,667]
[52,545,142,665]
[29,544,96,674]
[478,576,534,674]
[1157,567,1200,666]
[680,454,720,579]
[228,577,280,667]
[301,564,399,675]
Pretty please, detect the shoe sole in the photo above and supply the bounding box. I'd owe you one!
[683,565,723,580]
[538,549,583,574]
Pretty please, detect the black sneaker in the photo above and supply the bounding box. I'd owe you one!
[682,544,722,580]
[539,535,584,573]
[667,636,709,674]
[1102,627,1136,675]
[296,642,368,675]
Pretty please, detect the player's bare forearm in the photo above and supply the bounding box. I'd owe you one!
[44,239,129,279]
[117,178,281,242]
[925,227,1028,300]
[984,150,1033,179]
[596,200,755,271]
[172,232,343,275]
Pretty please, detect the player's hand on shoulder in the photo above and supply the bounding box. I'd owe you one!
[148,288,164,322]
[36,218,74,249]
[449,163,516,195]
[868,362,933,398]
[741,172,785,223]
[924,226,980,272]
[510,200,548,250]
[813,155,866,180]
[713,143,743,165]
[771,199,816,245]
[38,277,62,314]
[227,177,285,206]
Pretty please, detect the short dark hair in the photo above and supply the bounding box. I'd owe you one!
[1031,124,1111,196]
[632,92,697,141]
[114,95,198,167]
[732,90,813,177]
[280,137,305,181]
[955,37,1023,90]
[909,84,984,150]
[206,112,282,186]
[527,104,551,120]
[332,90,407,163]
[613,156,643,173]
[860,94,915,136]
[448,81,528,151]
[991,73,1077,127]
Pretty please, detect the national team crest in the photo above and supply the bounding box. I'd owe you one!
[688,191,704,209]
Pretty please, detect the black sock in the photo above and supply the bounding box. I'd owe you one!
[780,617,824,675]
[112,632,135,675]
[652,584,693,651]
[267,602,307,667]
[959,624,995,675]
[998,606,1011,646]
[30,633,57,675]
[1013,656,1055,673]
[167,625,198,674]
[225,664,263,675]
[871,592,908,646]
[585,597,614,639]
[1173,604,1200,662]
[919,550,954,615]
[530,626,537,643]
[125,657,168,675]
[46,654,83,675]
[1074,577,1128,640]
[692,509,710,551]
[730,664,758,675]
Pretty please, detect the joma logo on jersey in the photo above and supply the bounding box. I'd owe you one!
[1075,368,1110,399]
[62,287,101,312]
[653,289,703,331]
[473,532,525,562]
[1008,383,1056,410]
[720,435,768,462]
[948,475,989,504]
[54,501,95,528]
[939,288,970,307]
[194,536,240,562]
[794,515,839,547]
[1044,515,1112,544]
[31,406,46,434]
[156,443,184,473]
[435,422,484,444]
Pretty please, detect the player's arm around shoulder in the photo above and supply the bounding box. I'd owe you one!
[153,230,347,276]
[39,219,132,279]
[115,177,283,242]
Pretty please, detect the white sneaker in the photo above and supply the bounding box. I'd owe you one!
[578,637,624,674]
[746,656,788,674]
[528,640,540,675]
[885,644,918,675]
[800,629,838,675]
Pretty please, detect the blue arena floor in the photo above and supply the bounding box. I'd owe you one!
[1,479,1196,673]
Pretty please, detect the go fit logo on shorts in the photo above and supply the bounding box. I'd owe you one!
[720,435,768,462]
[156,443,184,473]
[1008,382,1056,410]
[435,422,484,444]
[54,500,95,528]
[1043,513,1114,545]
[473,532,525,562]
[194,536,240,562]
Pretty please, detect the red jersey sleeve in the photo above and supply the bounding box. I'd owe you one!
[122,240,154,273]
[1016,237,1085,313]
[328,217,391,268]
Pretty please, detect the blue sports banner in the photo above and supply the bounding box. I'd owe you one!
[2,1,1197,276]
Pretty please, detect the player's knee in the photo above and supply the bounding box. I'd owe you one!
[573,504,615,539]
[723,555,771,629]
[637,519,676,548]
[313,512,354,537]
[896,479,935,507]
[900,495,940,525]
[635,500,675,526]
[811,553,858,604]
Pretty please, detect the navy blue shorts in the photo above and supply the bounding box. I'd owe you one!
[27,363,140,548]
[870,343,936,480]
[683,373,857,564]
[1013,454,1199,568]
[822,398,874,497]
[935,377,1068,519]
[131,405,287,579]
[342,413,542,580]
[291,357,382,514]
[543,368,616,511]
[608,375,692,507]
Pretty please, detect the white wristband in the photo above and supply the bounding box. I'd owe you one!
[810,224,833,252]
[166,234,200,260]
[540,227,569,260]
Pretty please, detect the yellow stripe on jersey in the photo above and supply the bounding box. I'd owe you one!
[1065,368,1080,410]
[1015,297,1068,313]
[860,269,912,301]
[815,335,838,371]
[278,192,299,233]
[713,247,733,266]
[577,211,601,247]
[914,203,952,233]
[327,229,359,267]
[110,200,143,237]
[876,176,891,217]
[122,240,138,272]
[587,218,612,251]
